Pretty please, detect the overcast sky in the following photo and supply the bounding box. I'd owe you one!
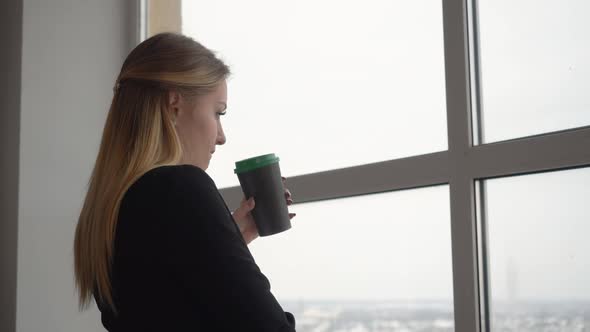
[182,0,590,305]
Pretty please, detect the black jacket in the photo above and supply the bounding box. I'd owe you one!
[94,164,296,331]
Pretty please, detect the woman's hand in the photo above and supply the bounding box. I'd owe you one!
[232,176,296,245]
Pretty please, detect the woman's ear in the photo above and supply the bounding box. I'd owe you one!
[168,90,182,123]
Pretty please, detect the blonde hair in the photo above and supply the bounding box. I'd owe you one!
[73,32,230,313]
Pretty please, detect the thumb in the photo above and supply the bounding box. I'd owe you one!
[235,197,255,216]
[245,197,255,210]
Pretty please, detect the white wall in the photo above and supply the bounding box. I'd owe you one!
[0,1,138,331]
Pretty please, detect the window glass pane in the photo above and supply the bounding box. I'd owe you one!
[478,0,590,143]
[249,185,454,331]
[483,167,590,331]
[182,1,448,188]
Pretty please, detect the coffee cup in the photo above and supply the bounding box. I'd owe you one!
[234,153,291,236]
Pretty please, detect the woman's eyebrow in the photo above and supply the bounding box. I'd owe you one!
[217,102,227,111]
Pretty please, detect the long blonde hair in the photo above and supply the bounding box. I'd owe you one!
[74,32,230,312]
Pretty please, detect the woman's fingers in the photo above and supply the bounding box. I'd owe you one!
[285,189,293,206]
[282,177,295,210]
[282,177,293,204]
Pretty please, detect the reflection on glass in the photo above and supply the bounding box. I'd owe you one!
[483,167,590,331]
[478,0,590,143]
[182,0,448,187]
[249,185,454,331]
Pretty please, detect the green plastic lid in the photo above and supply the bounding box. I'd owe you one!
[234,153,280,174]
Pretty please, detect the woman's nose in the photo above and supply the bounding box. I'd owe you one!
[216,126,226,145]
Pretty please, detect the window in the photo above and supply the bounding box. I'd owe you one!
[250,186,454,331]
[181,0,448,188]
[144,0,590,331]
[475,0,590,143]
[479,167,590,331]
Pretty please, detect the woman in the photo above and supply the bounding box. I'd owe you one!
[74,32,297,331]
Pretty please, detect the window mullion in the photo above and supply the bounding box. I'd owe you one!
[442,0,482,331]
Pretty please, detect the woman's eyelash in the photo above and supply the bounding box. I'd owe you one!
[216,111,226,117]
